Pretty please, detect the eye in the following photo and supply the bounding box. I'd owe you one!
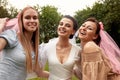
[33,16,38,20]
[25,16,31,19]
[59,22,63,26]
[81,24,85,27]
[65,23,71,27]
[87,26,93,30]
[24,15,38,20]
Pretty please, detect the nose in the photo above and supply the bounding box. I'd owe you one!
[30,18,35,22]
[81,26,87,31]
[60,24,65,28]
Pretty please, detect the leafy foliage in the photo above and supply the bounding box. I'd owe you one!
[0,0,120,46]
[74,0,120,47]
[0,0,18,18]
[0,0,9,17]
[39,5,62,43]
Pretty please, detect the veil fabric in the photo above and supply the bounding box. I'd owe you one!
[1,13,19,33]
[4,18,19,32]
[0,16,19,58]
[99,22,120,74]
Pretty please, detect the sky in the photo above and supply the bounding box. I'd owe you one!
[8,0,98,16]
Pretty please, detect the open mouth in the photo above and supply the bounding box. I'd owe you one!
[28,22,37,26]
[80,31,86,35]
[59,28,66,33]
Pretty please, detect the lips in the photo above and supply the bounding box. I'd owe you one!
[59,28,66,33]
[80,31,86,35]
[28,22,37,26]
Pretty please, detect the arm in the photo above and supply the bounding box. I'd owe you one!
[73,65,82,79]
[36,67,49,78]
[0,38,7,51]
[0,18,8,33]
[0,18,8,51]
[73,49,82,79]
[34,63,49,78]
[35,43,49,78]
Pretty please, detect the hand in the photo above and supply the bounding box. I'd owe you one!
[0,18,9,32]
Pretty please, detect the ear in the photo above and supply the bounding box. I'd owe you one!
[71,29,75,35]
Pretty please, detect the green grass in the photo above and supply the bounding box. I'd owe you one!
[28,62,78,80]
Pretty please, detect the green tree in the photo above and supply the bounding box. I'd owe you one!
[39,5,61,43]
[0,0,9,17]
[0,0,18,18]
[0,0,8,7]
[8,6,18,18]
[74,0,120,47]
[74,7,92,27]
[102,0,120,46]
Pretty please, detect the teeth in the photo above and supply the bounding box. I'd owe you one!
[80,31,85,35]
[60,31,65,33]
[59,29,66,32]
[28,23,36,26]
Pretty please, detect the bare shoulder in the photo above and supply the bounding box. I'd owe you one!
[83,41,101,53]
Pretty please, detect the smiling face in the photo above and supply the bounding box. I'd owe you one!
[57,18,75,38]
[78,21,98,42]
[22,8,39,32]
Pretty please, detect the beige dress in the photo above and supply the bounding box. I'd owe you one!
[75,41,120,80]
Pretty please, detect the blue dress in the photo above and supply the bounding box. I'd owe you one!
[0,30,27,80]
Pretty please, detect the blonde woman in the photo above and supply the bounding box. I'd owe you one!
[0,6,40,80]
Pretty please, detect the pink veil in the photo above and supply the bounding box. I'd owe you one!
[2,13,20,33]
[99,22,120,74]
[3,18,19,32]
[0,14,19,58]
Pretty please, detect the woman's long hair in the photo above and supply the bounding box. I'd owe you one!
[84,17,120,74]
[18,6,39,73]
